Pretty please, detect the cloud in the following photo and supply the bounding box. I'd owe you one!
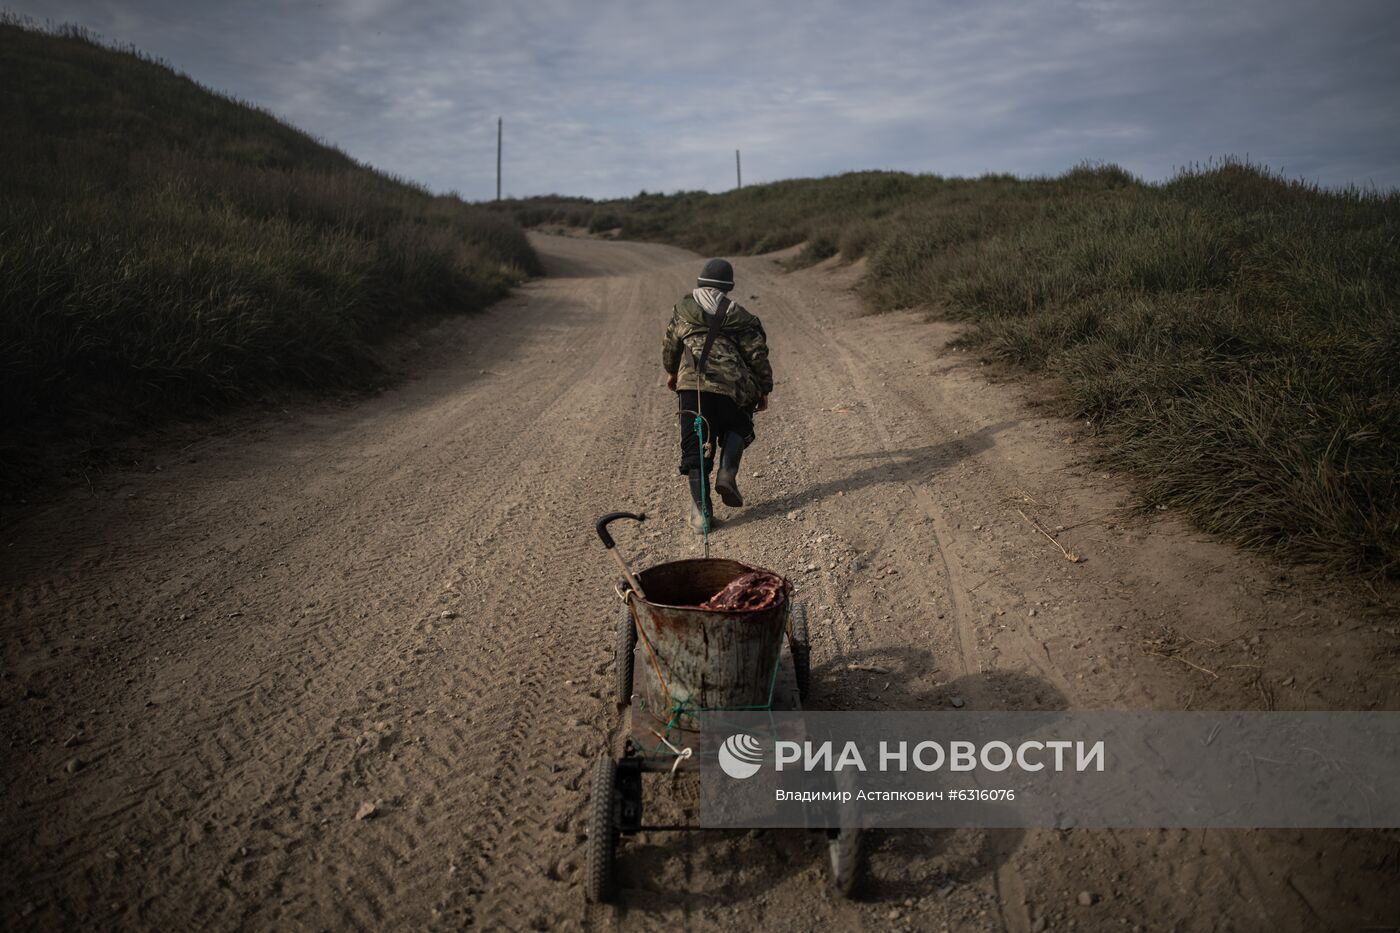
[13,0,1400,197]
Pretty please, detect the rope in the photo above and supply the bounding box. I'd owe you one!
[648,729,693,776]
[677,402,713,554]
[630,597,674,713]
[694,366,712,556]
[677,409,712,439]
[643,304,783,758]
[694,411,711,555]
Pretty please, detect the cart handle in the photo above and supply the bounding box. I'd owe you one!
[595,512,647,600]
[595,511,646,549]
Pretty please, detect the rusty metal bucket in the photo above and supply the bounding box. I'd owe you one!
[629,558,791,732]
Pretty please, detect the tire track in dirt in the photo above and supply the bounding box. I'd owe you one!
[4,235,1396,932]
[756,275,986,685]
[729,259,1041,933]
[730,255,1397,933]
[426,249,711,929]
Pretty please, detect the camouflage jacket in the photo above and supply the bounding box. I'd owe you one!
[662,294,773,411]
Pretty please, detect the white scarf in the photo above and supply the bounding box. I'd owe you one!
[692,286,730,314]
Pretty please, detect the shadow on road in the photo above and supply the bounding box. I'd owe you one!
[720,421,1015,530]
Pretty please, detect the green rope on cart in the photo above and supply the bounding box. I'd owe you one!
[646,602,791,759]
[693,412,711,547]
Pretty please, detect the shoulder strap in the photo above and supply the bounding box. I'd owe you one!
[693,295,732,378]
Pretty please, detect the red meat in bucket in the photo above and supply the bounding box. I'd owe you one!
[700,570,786,612]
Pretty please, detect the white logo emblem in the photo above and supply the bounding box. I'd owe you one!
[718,732,765,779]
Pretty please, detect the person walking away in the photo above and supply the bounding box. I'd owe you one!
[662,259,773,532]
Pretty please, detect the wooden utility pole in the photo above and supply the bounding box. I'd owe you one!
[496,117,502,201]
[735,149,742,189]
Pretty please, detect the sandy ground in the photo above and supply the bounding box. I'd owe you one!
[3,233,1398,932]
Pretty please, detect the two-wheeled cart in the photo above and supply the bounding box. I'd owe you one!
[585,512,861,904]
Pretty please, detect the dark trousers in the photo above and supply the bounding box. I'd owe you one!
[677,390,754,475]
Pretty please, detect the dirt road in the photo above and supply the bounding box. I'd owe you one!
[3,234,1397,931]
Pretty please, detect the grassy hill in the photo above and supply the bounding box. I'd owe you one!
[0,19,540,483]
[503,167,1400,573]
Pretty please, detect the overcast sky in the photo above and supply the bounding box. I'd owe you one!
[12,0,1400,198]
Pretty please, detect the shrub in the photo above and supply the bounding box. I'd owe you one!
[501,161,1399,572]
[0,19,540,480]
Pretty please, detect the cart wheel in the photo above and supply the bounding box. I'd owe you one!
[614,608,636,707]
[828,764,862,896]
[828,826,862,897]
[585,755,618,904]
[789,602,810,702]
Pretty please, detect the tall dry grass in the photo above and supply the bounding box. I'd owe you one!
[1,19,540,482]
[503,164,1399,573]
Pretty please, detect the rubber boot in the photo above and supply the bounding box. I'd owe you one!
[687,468,716,533]
[714,432,745,508]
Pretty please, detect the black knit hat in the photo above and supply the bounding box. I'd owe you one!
[697,258,734,291]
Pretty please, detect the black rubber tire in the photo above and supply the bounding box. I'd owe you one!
[828,765,862,897]
[614,608,636,708]
[585,755,618,904]
[789,601,810,702]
